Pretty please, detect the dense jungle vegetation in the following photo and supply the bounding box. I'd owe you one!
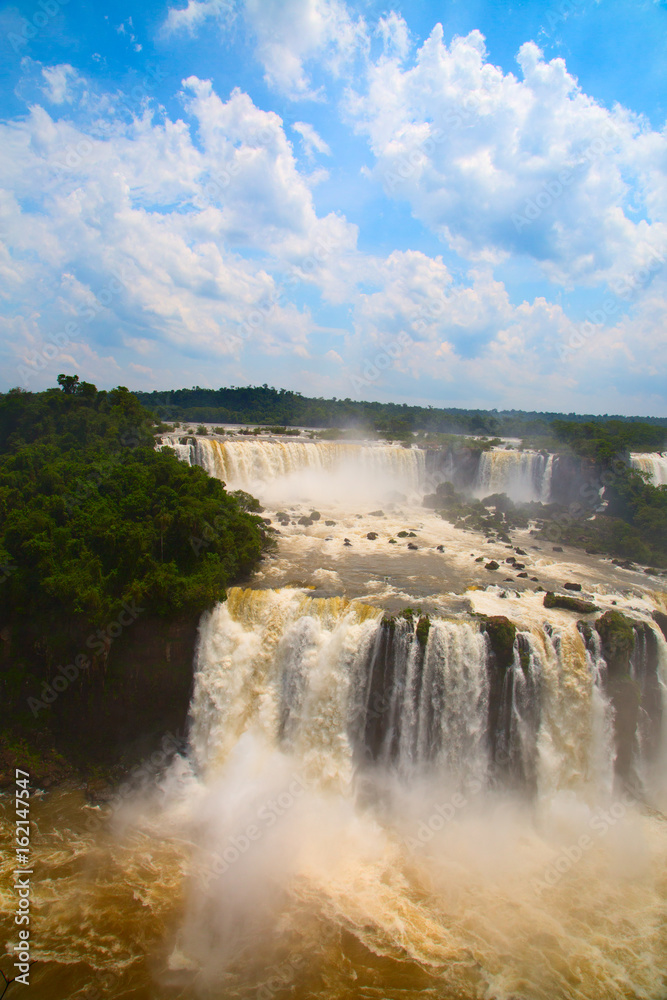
[0,377,266,683]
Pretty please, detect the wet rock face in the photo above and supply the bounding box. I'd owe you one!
[595,611,636,675]
[593,611,663,785]
[543,592,598,613]
[549,454,596,507]
[652,610,667,640]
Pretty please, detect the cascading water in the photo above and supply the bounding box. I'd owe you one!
[6,437,667,1000]
[161,436,428,503]
[188,589,666,804]
[474,449,554,502]
[631,452,667,486]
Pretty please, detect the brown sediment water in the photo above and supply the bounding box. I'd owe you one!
[2,436,666,999]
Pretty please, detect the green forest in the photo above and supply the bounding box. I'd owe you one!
[134,384,667,441]
[0,377,267,718]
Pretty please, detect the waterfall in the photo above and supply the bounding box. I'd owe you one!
[631,452,667,486]
[160,436,427,500]
[187,588,666,806]
[22,587,667,998]
[160,433,195,465]
[474,449,554,502]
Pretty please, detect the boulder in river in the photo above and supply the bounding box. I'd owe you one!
[543,592,598,613]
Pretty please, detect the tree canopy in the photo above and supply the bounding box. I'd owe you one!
[0,379,266,671]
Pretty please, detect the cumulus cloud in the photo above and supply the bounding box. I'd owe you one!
[347,27,667,288]
[1,57,665,413]
[161,0,368,99]
[0,73,362,388]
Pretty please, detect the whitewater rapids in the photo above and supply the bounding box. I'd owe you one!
[1,433,666,999]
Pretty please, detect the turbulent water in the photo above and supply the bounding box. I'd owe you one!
[631,452,667,486]
[2,433,667,1000]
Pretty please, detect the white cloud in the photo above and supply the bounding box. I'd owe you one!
[161,0,368,99]
[376,12,411,62]
[292,121,331,158]
[0,76,358,386]
[243,0,368,98]
[161,0,235,37]
[40,64,80,104]
[1,61,665,413]
[347,28,667,288]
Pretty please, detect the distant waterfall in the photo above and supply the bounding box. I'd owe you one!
[160,436,427,501]
[474,449,553,502]
[631,452,667,486]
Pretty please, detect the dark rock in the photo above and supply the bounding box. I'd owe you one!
[552,546,563,552]
[298,516,313,526]
[530,577,539,582]
[309,511,321,521]
[563,582,582,591]
[517,572,528,578]
[485,561,500,570]
[506,556,516,564]
[369,510,385,517]
[388,539,397,544]
[366,532,378,540]
[543,592,598,613]
[436,545,445,553]
[653,611,667,640]
[515,548,527,556]
[480,615,516,669]
[397,531,409,538]
[343,538,352,546]
[325,520,336,526]
[407,542,418,550]
[514,563,525,570]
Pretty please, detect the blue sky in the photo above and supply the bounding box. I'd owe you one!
[1,0,666,414]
